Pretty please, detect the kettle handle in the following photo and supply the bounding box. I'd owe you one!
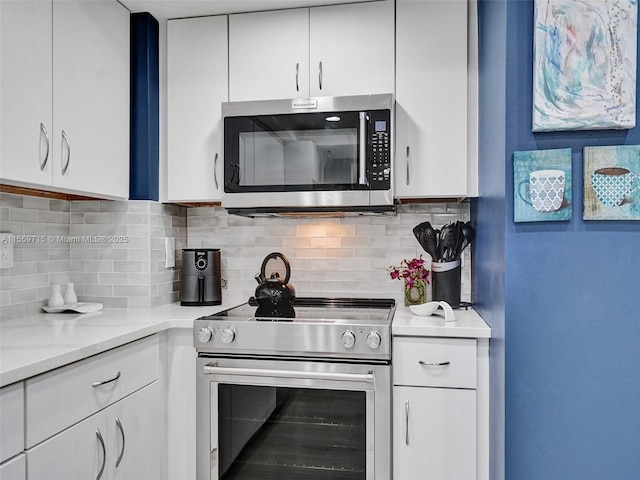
[260,252,291,284]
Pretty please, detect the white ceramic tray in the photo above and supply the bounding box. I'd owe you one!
[42,302,103,314]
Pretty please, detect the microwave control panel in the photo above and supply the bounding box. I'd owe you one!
[369,110,391,189]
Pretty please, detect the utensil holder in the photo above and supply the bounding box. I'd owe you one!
[431,259,461,308]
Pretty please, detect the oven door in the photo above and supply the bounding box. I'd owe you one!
[196,356,390,480]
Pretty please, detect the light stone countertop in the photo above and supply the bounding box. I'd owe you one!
[1,296,490,388]
[0,293,245,387]
[392,304,491,338]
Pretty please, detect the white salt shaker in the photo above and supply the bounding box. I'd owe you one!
[48,285,64,308]
[63,282,77,306]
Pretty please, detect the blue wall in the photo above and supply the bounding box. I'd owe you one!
[473,1,507,479]
[486,1,640,479]
[130,13,159,201]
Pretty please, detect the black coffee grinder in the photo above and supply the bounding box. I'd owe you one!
[181,249,222,306]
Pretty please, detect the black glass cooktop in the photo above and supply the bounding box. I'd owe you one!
[198,297,396,324]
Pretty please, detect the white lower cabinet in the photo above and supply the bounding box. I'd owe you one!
[393,386,476,479]
[23,335,161,480]
[26,381,160,480]
[393,336,486,480]
[0,382,24,464]
[0,453,26,480]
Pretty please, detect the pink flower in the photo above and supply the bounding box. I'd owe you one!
[388,255,430,285]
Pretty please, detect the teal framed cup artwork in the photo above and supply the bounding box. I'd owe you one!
[514,148,572,222]
[584,145,640,220]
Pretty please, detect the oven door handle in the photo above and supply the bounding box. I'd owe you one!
[203,363,374,383]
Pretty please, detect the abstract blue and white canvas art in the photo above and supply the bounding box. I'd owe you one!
[583,145,640,220]
[533,0,638,132]
[514,148,572,223]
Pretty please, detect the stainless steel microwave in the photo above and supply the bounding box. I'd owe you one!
[221,94,394,216]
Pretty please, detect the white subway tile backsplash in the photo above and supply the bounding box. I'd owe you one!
[186,205,471,306]
[2,191,471,319]
[1,194,186,319]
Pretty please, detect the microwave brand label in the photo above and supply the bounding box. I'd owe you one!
[292,98,318,110]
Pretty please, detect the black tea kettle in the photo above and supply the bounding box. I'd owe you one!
[254,252,296,317]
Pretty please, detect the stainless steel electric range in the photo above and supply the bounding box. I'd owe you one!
[195,297,396,480]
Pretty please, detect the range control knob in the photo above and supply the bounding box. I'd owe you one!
[221,328,236,344]
[197,327,213,343]
[366,331,382,349]
[341,330,356,349]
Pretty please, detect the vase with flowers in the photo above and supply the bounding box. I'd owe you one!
[389,256,430,306]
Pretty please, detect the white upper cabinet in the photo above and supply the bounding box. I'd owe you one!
[0,0,129,200]
[395,0,474,198]
[228,0,394,101]
[167,15,228,202]
[309,0,394,97]
[52,0,130,199]
[1,0,53,187]
[229,9,308,101]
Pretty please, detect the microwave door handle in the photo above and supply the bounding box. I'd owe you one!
[358,112,368,186]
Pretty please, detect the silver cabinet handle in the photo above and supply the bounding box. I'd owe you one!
[115,417,125,468]
[204,363,374,383]
[318,61,323,90]
[213,152,219,190]
[92,371,121,387]
[61,130,70,175]
[406,145,410,185]
[405,400,409,446]
[358,112,368,185]
[295,62,299,92]
[96,429,106,480]
[418,360,451,367]
[39,123,50,171]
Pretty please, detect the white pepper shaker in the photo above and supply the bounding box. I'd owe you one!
[63,282,77,306]
[48,285,64,308]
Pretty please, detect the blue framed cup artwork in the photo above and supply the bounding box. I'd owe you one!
[514,148,572,222]
[584,145,640,220]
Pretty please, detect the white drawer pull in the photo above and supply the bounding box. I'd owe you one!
[418,360,450,367]
[92,371,121,387]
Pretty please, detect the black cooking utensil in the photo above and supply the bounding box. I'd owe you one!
[439,224,458,262]
[413,221,439,261]
[460,221,476,252]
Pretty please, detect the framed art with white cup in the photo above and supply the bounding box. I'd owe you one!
[514,148,572,222]
[583,145,640,220]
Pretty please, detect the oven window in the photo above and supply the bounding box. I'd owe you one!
[218,384,366,479]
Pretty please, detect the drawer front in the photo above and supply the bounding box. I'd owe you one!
[26,335,159,448]
[0,453,26,480]
[0,382,24,463]
[393,337,476,389]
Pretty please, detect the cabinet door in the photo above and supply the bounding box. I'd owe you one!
[0,454,26,480]
[309,1,394,97]
[0,0,53,187]
[52,0,129,199]
[27,410,108,480]
[0,383,24,463]
[395,0,468,197]
[109,382,161,480]
[229,9,309,101]
[27,383,161,480]
[167,16,228,202]
[393,386,476,480]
